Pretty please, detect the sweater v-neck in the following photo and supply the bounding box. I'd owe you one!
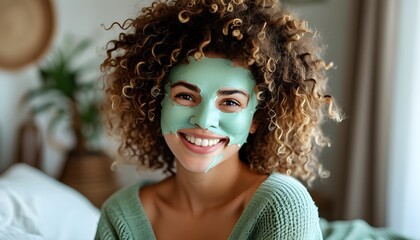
[121,173,277,239]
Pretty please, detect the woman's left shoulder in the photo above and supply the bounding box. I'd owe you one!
[239,173,322,239]
[256,173,318,216]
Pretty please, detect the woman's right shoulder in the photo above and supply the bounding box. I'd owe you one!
[101,182,143,213]
[139,176,175,207]
[96,179,169,240]
[102,176,174,213]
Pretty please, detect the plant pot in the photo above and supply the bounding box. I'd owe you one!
[59,150,118,208]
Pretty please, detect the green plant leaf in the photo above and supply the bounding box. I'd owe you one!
[25,36,102,152]
[32,102,57,115]
[21,88,52,104]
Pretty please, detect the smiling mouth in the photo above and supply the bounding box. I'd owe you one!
[181,133,225,147]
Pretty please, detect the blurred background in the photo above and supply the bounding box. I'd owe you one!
[0,0,418,238]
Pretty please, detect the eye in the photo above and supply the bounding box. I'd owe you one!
[218,98,245,113]
[222,99,240,106]
[170,82,202,107]
[175,93,194,101]
[216,88,249,112]
[172,92,199,107]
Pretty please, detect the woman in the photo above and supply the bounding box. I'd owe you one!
[95,0,342,239]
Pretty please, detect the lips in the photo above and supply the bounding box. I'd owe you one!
[179,132,226,154]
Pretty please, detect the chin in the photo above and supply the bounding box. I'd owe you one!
[176,157,219,173]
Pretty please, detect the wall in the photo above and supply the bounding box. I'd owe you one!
[0,0,358,216]
[0,0,148,179]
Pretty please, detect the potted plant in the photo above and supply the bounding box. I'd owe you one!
[22,37,117,207]
[23,38,101,152]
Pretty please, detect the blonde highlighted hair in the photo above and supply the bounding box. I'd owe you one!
[101,0,342,185]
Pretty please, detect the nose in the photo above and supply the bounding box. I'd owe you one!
[189,101,219,130]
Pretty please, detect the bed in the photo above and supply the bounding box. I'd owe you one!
[0,163,99,240]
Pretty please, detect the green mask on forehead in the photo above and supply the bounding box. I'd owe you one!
[161,57,258,147]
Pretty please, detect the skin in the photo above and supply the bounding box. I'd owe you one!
[161,57,258,146]
[139,55,267,240]
[161,57,258,173]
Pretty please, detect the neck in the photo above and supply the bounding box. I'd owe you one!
[173,156,254,215]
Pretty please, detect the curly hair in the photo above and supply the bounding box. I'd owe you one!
[101,0,342,186]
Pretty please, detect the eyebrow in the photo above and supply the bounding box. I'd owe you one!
[170,81,249,97]
[217,89,249,97]
[170,81,200,92]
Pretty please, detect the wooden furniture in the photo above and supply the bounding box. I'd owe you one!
[60,151,118,207]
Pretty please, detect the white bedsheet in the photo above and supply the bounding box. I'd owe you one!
[0,163,100,240]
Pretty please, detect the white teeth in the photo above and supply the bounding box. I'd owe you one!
[184,134,220,147]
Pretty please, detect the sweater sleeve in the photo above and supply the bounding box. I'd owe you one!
[250,174,322,240]
[94,185,138,240]
[95,207,118,240]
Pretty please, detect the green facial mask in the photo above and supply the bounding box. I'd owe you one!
[161,57,258,147]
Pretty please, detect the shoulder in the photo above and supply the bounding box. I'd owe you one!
[101,182,140,214]
[101,177,174,222]
[96,183,142,240]
[257,173,318,217]
[96,180,160,240]
[97,182,143,237]
[259,173,314,203]
[138,176,175,225]
[251,173,322,239]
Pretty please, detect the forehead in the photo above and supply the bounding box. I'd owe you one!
[168,57,255,92]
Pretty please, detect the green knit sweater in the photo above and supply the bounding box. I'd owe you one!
[95,173,322,239]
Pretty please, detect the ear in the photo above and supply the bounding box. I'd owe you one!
[249,119,258,134]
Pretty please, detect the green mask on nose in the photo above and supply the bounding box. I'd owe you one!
[161,57,258,147]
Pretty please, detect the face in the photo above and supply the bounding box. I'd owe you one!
[161,57,258,173]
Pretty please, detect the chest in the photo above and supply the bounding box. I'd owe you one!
[151,205,244,240]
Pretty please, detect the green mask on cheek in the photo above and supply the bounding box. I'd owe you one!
[161,57,258,147]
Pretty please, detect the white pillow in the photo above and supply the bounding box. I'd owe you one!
[0,163,100,240]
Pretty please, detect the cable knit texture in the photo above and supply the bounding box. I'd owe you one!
[95,173,322,240]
